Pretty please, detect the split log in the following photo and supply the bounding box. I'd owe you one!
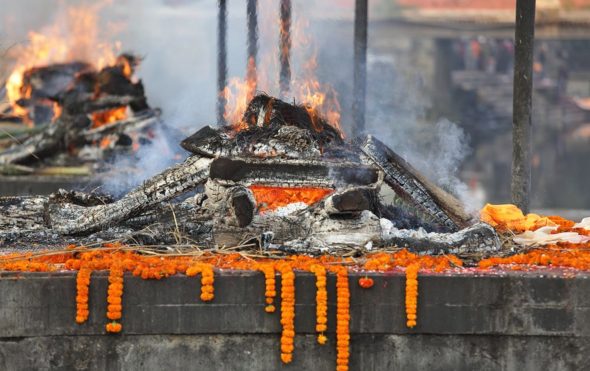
[81,109,160,141]
[46,156,213,234]
[360,135,472,232]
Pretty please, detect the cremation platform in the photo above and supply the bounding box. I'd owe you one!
[0,270,588,370]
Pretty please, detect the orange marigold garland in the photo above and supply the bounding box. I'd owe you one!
[106,263,124,333]
[405,263,419,328]
[334,266,350,371]
[310,264,328,345]
[278,263,296,364]
[186,263,215,301]
[75,265,92,324]
[257,263,277,313]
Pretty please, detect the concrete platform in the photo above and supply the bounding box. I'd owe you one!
[0,270,589,370]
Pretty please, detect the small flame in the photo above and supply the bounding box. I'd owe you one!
[249,185,333,213]
[92,107,128,128]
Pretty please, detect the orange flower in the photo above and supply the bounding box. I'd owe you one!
[333,266,350,371]
[75,266,92,324]
[106,263,124,330]
[105,321,122,333]
[310,264,328,344]
[277,263,296,364]
[358,277,374,289]
[405,264,419,328]
[257,263,277,313]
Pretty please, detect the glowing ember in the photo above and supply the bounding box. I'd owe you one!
[92,107,128,128]
[249,185,333,212]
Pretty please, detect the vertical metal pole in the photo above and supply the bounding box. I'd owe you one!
[217,0,228,126]
[247,0,258,100]
[353,0,368,136]
[511,0,536,213]
[279,0,291,98]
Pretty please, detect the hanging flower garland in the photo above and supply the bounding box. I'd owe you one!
[333,266,350,371]
[257,263,277,313]
[186,263,215,301]
[106,263,124,333]
[405,263,419,328]
[278,263,296,364]
[75,265,92,324]
[310,264,328,345]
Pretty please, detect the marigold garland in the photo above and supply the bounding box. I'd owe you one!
[75,266,92,324]
[310,264,328,344]
[333,266,350,371]
[358,277,374,289]
[405,264,419,328]
[257,263,277,313]
[186,263,215,301]
[277,263,296,364]
[106,263,124,333]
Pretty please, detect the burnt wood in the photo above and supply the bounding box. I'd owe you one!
[209,157,379,187]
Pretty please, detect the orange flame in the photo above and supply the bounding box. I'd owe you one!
[4,2,123,124]
[92,107,128,128]
[222,1,343,137]
[249,185,333,213]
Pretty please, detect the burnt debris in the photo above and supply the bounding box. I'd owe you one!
[0,94,499,255]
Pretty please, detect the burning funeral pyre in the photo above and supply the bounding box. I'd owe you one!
[0,94,500,254]
[0,53,160,171]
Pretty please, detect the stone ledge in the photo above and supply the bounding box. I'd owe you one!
[1,270,589,338]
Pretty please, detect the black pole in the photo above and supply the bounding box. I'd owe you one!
[217,0,228,126]
[247,0,258,99]
[352,0,368,136]
[511,0,536,213]
[279,0,291,98]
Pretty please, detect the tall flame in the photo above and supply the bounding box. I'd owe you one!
[4,2,123,123]
[222,0,343,136]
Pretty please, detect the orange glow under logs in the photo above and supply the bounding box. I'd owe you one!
[249,185,333,212]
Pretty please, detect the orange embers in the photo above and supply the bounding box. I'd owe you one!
[310,264,328,345]
[106,263,124,333]
[75,266,92,323]
[186,263,215,302]
[91,106,127,128]
[278,262,296,364]
[332,267,350,371]
[249,185,333,213]
[405,264,419,328]
[256,263,277,313]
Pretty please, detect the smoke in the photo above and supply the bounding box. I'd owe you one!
[365,54,480,213]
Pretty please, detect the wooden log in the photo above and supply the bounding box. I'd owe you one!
[46,156,213,234]
[360,135,472,232]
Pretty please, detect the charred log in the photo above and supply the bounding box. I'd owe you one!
[360,135,472,232]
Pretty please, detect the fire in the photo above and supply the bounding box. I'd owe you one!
[222,1,343,137]
[249,185,333,213]
[92,107,128,128]
[4,2,123,125]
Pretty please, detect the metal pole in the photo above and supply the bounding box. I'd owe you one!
[279,0,291,98]
[352,0,368,136]
[511,0,536,213]
[247,0,258,100]
[217,0,228,126]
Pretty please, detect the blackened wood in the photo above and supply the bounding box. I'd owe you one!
[360,135,471,231]
[209,157,379,187]
[511,0,536,214]
[231,187,255,228]
[247,0,258,96]
[329,188,374,213]
[217,0,228,126]
[352,0,368,135]
[22,62,91,100]
[180,125,231,157]
[279,0,291,98]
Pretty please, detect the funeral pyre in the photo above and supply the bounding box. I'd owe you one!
[0,94,499,254]
[0,53,160,172]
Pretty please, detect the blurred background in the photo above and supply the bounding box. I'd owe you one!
[1,0,590,211]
